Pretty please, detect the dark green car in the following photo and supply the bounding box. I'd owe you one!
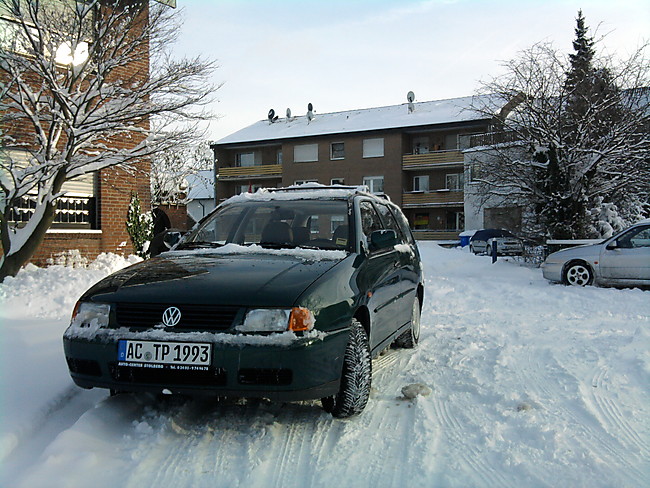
[64,186,424,417]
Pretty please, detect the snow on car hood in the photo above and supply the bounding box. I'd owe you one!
[81,249,345,307]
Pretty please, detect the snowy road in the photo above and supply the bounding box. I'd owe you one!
[1,244,648,487]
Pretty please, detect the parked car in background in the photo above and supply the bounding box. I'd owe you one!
[469,229,524,256]
[542,219,650,287]
[63,186,424,418]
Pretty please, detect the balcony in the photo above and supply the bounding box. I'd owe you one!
[402,191,464,207]
[402,150,464,170]
[218,164,282,180]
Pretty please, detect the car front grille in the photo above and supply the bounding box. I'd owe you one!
[116,303,240,330]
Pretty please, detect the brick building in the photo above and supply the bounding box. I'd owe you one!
[1,1,154,266]
[211,96,492,241]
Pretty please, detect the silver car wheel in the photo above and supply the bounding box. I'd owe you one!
[564,263,593,286]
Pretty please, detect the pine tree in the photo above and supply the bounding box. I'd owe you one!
[126,193,153,259]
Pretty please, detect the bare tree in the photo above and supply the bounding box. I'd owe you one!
[0,0,217,280]
[470,15,650,240]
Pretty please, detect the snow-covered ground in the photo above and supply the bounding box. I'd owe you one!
[1,243,648,487]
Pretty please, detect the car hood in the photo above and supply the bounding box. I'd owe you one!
[546,243,603,261]
[82,250,344,307]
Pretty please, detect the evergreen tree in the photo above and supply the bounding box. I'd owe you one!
[126,193,153,259]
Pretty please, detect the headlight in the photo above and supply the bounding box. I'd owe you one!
[71,302,110,329]
[236,307,314,333]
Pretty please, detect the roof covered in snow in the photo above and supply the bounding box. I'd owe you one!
[185,170,214,201]
[215,95,494,146]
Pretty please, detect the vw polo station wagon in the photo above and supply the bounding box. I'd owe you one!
[64,186,424,417]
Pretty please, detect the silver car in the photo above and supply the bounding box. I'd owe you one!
[542,219,650,287]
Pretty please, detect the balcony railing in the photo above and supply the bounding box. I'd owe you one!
[402,191,464,207]
[402,150,464,169]
[412,230,460,241]
[468,131,519,148]
[218,164,282,180]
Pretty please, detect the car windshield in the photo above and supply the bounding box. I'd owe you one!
[180,199,351,251]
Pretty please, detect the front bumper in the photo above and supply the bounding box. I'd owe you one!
[63,328,348,401]
[541,260,564,283]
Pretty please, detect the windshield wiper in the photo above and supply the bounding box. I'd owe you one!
[176,241,224,249]
[259,242,297,249]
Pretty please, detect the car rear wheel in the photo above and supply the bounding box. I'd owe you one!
[394,298,421,348]
[486,244,492,256]
[563,261,593,286]
[321,319,371,418]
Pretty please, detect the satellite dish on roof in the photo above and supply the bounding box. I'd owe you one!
[307,102,314,123]
[407,91,415,113]
[286,108,292,119]
[268,109,278,123]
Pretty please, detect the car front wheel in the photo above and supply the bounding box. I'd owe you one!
[563,261,593,286]
[321,319,371,418]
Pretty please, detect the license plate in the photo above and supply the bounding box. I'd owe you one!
[117,340,211,366]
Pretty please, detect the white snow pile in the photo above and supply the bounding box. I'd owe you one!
[1,243,649,488]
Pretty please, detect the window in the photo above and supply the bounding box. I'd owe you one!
[238,184,262,194]
[413,175,429,192]
[362,176,384,194]
[277,150,283,164]
[331,178,345,186]
[2,149,97,228]
[363,138,384,158]
[412,137,429,154]
[446,173,464,191]
[330,142,345,160]
[236,152,256,167]
[330,215,345,234]
[445,134,459,150]
[377,204,402,241]
[359,201,383,238]
[446,211,464,231]
[294,144,318,163]
[414,213,429,230]
[468,162,481,183]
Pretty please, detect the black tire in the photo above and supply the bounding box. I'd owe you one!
[486,244,492,256]
[321,319,371,418]
[394,298,421,349]
[563,261,594,286]
[470,244,476,254]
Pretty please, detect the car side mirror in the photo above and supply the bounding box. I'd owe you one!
[163,231,182,249]
[369,229,397,252]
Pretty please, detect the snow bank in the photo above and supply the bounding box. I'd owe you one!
[0,253,139,463]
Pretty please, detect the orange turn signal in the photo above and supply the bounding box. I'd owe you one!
[288,307,314,332]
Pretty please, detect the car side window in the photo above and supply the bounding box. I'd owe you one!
[390,205,415,245]
[376,203,404,243]
[619,225,650,248]
[359,201,384,239]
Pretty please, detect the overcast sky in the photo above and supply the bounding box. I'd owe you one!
[171,0,649,142]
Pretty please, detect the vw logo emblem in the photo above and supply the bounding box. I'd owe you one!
[162,306,181,327]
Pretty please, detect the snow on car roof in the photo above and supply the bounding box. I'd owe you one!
[215,95,493,145]
[223,183,373,205]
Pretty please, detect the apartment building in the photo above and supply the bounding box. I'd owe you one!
[211,96,492,240]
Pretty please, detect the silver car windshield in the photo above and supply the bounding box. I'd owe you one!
[180,199,351,251]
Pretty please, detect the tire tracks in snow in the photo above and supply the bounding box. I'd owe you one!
[515,349,648,486]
